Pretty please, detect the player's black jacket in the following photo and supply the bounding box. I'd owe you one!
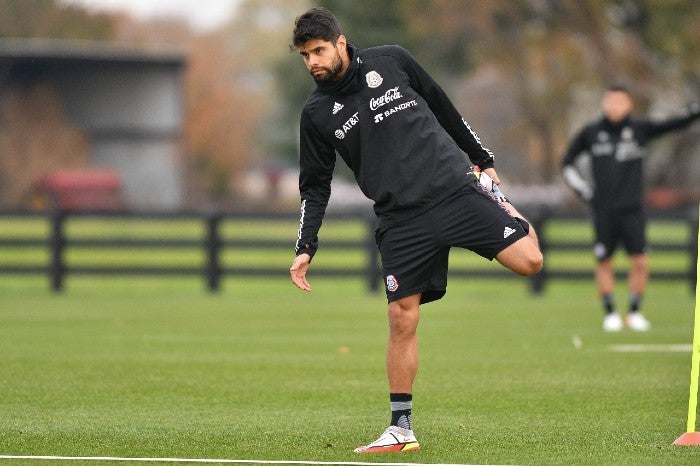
[561,106,700,211]
[296,44,495,258]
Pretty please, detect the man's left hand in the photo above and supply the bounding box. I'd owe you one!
[482,167,501,185]
[290,253,312,292]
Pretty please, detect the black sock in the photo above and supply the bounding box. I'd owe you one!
[602,293,615,315]
[390,393,412,430]
[629,293,642,313]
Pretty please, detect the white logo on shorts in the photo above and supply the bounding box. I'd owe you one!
[594,242,607,259]
[386,274,399,292]
[503,226,516,238]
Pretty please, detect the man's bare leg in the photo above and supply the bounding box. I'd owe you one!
[626,253,650,330]
[387,293,421,393]
[353,294,422,453]
[596,258,615,297]
[501,201,540,246]
[628,254,648,297]
[597,257,624,331]
[495,202,543,276]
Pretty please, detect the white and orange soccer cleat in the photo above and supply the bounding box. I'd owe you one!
[354,426,420,453]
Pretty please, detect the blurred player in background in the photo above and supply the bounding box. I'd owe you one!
[288,7,542,453]
[562,85,700,332]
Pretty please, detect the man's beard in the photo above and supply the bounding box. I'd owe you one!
[310,50,343,83]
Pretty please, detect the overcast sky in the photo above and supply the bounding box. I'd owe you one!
[61,0,241,31]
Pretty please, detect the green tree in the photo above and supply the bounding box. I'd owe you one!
[318,0,415,50]
[221,0,311,172]
[270,0,700,189]
[270,1,423,167]
[632,0,700,188]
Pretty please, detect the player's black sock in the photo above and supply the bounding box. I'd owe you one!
[602,293,615,314]
[629,292,642,313]
[390,393,412,431]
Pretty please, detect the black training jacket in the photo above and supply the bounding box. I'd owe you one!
[561,105,700,211]
[295,44,494,258]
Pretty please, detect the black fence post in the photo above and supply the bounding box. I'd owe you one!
[49,209,66,293]
[205,214,222,293]
[366,216,380,293]
[530,212,547,294]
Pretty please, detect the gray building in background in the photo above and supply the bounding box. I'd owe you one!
[0,39,187,210]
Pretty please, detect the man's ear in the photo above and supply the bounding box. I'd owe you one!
[336,34,347,51]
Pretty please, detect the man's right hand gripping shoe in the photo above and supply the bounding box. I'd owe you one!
[354,426,420,453]
[473,166,508,203]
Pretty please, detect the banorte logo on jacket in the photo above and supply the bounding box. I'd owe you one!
[365,71,383,88]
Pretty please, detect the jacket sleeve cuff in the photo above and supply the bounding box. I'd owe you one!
[477,160,495,170]
[295,244,317,261]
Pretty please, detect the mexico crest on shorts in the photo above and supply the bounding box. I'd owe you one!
[366,70,383,88]
[386,274,399,292]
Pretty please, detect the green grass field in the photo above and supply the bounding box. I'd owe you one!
[1,274,700,465]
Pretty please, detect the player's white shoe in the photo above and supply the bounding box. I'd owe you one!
[603,312,623,332]
[354,426,420,453]
[626,313,650,332]
[473,167,508,203]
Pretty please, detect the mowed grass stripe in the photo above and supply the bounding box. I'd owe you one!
[0,454,488,465]
[1,277,699,465]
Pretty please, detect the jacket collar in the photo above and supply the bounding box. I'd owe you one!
[315,42,361,96]
[602,115,631,132]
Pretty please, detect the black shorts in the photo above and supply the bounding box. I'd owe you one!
[593,207,647,260]
[375,179,528,305]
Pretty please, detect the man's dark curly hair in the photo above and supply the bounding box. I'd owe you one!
[606,84,631,95]
[291,7,342,49]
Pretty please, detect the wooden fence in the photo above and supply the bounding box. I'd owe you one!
[0,208,697,293]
